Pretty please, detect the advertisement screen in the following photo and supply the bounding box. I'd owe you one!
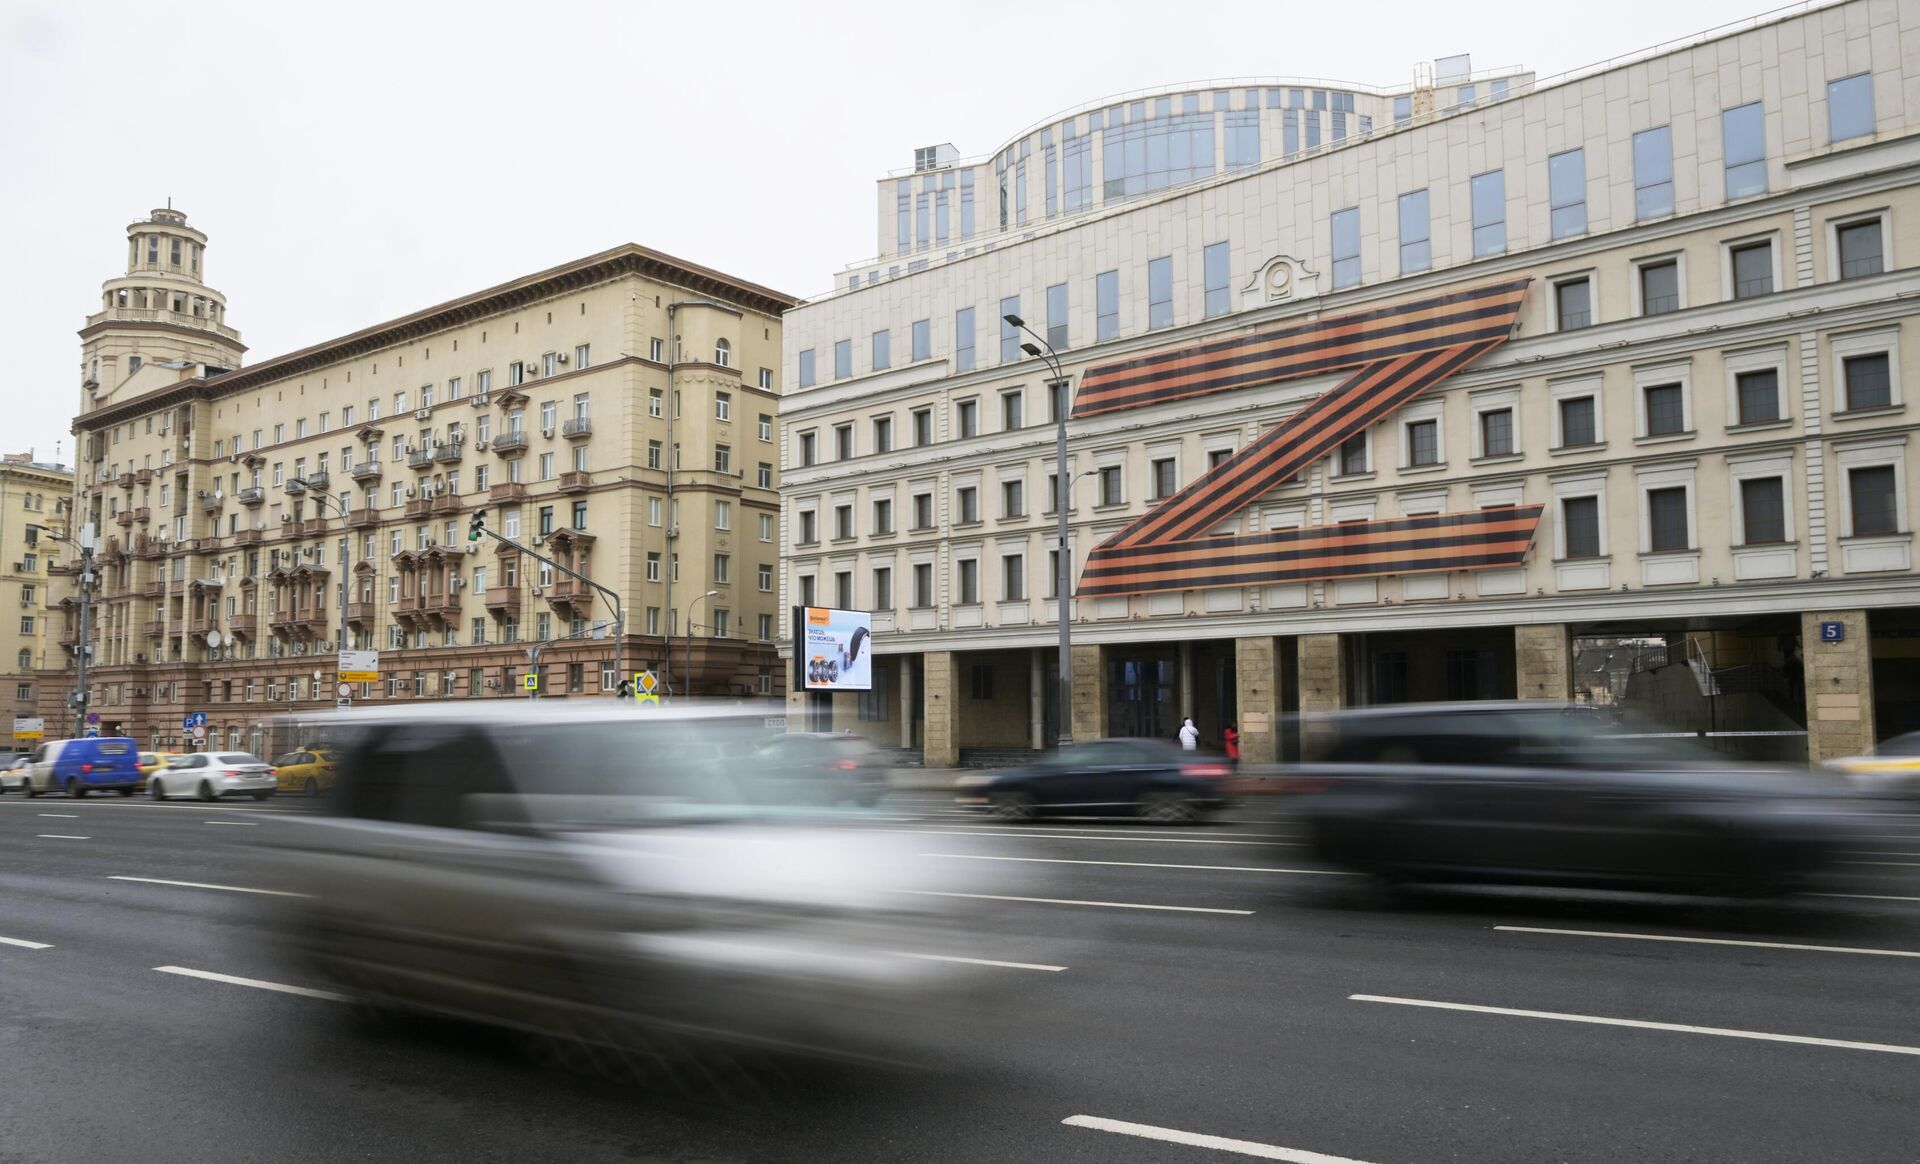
[794,606,873,692]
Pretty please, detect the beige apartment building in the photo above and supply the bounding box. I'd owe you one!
[0,456,73,745]
[46,208,795,754]
[781,0,1919,767]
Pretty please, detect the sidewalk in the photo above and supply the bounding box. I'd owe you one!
[888,768,967,792]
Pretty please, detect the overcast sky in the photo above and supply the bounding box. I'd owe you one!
[3,0,1776,465]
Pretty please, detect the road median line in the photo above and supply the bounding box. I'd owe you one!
[154,966,345,1002]
[109,875,311,898]
[1062,1114,1378,1162]
[1494,924,1920,959]
[906,889,1252,915]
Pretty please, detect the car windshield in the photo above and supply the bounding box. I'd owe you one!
[488,719,779,829]
[212,753,265,765]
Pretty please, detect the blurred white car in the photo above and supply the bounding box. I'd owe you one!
[149,752,277,801]
[0,761,26,794]
[1828,731,1920,798]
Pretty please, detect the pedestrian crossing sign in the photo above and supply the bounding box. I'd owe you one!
[522,673,539,692]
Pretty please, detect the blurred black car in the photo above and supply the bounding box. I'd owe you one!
[1293,702,1864,897]
[954,739,1233,823]
[745,731,888,807]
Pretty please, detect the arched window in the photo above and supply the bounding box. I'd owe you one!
[714,339,732,367]
[17,649,30,669]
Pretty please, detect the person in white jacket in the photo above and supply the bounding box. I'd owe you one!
[1178,718,1199,751]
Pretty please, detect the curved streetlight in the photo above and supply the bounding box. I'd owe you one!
[682,590,718,699]
[289,479,353,700]
[1003,312,1077,747]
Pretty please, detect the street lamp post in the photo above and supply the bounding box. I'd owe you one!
[289,480,351,705]
[682,589,718,700]
[1003,313,1077,748]
[50,524,97,738]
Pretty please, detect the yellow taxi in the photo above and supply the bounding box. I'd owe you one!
[273,748,338,796]
[1827,731,1920,798]
[137,751,179,792]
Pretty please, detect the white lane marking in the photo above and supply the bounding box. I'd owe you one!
[1007,825,1302,841]
[906,890,1252,915]
[891,828,1273,846]
[153,966,346,1002]
[1494,925,1920,960]
[1811,892,1920,903]
[37,813,79,818]
[1841,860,1920,867]
[924,852,1356,876]
[1062,1115,1378,1163]
[108,875,311,898]
[895,952,1067,973]
[0,935,53,950]
[36,834,89,840]
[203,821,259,827]
[1350,994,1920,1057]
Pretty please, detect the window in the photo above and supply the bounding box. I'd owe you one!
[1046,282,1069,348]
[798,349,816,388]
[796,509,819,544]
[833,504,853,539]
[1730,240,1773,299]
[1843,353,1892,411]
[956,400,978,439]
[956,559,979,604]
[1647,486,1690,551]
[509,361,525,386]
[536,505,555,536]
[912,493,933,530]
[832,425,853,461]
[713,500,731,530]
[872,567,892,609]
[955,307,975,372]
[912,563,933,607]
[999,297,1021,363]
[712,554,730,584]
[956,486,979,524]
[647,389,663,419]
[1556,277,1592,330]
[833,572,852,609]
[1338,433,1368,476]
[1147,257,1174,329]
[872,497,893,534]
[1406,419,1439,467]
[1633,126,1674,219]
[539,452,555,480]
[1001,479,1025,518]
[1397,190,1430,274]
[1330,208,1360,289]
[798,431,817,467]
[1000,391,1022,431]
[833,340,852,379]
[1837,219,1884,280]
[1639,259,1680,316]
[1095,270,1119,342]
[872,329,890,371]
[1723,102,1767,198]
[17,616,31,634]
[758,513,773,541]
[1479,408,1514,457]
[1736,369,1781,425]
[713,339,732,367]
[572,500,588,529]
[757,462,772,488]
[1549,148,1587,238]
[647,440,662,469]
[1097,465,1124,506]
[1562,496,1601,558]
[1002,554,1025,601]
[1644,384,1686,436]
[872,415,892,454]
[715,392,731,421]
[1203,242,1231,318]
[757,563,773,592]
[1470,170,1505,257]
[646,552,661,582]
[1828,73,1875,143]
[1849,465,1899,535]
[1740,477,1787,544]
[1150,457,1177,499]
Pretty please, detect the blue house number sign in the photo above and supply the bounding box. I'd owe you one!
[1819,621,1846,643]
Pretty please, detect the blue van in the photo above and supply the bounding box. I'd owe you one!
[22,737,143,798]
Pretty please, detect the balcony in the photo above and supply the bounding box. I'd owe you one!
[238,487,264,506]
[200,494,221,514]
[562,418,592,440]
[346,601,376,626]
[132,507,151,524]
[298,614,331,637]
[268,612,298,635]
[134,468,153,485]
[230,528,263,546]
[142,579,163,598]
[349,461,383,482]
[84,305,243,343]
[431,493,461,516]
[117,473,134,488]
[405,497,434,519]
[299,517,329,537]
[283,478,307,495]
[407,448,435,470]
[433,441,465,465]
[115,511,133,528]
[557,470,590,494]
[228,612,257,637]
[143,618,165,638]
[302,470,331,492]
[490,432,528,455]
[484,586,521,616]
[348,510,381,530]
[488,482,527,504]
[189,614,218,637]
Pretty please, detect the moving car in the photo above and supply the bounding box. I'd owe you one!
[745,732,887,807]
[1291,702,1864,896]
[272,748,339,796]
[265,704,968,1068]
[19,737,143,798]
[1826,731,1920,798]
[0,757,27,794]
[148,752,277,801]
[954,738,1234,822]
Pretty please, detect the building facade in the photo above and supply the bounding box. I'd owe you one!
[781,0,1919,767]
[46,209,796,754]
[0,456,73,746]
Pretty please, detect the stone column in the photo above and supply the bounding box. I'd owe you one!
[1234,636,1281,763]
[1069,643,1106,743]
[1802,610,1876,765]
[898,654,916,750]
[1514,623,1572,701]
[1177,642,1195,720]
[1028,648,1045,751]
[1297,633,1345,759]
[922,650,958,767]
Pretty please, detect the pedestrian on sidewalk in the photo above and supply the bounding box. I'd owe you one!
[1223,722,1240,765]
[1178,717,1199,751]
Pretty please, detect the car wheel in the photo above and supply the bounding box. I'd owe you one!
[23,778,37,799]
[198,780,216,803]
[988,789,1037,822]
[149,778,166,801]
[69,780,86,799]
[304,777,319,797]
[1138,789,1198,824]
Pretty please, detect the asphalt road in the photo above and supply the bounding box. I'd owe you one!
[3,787,1918,1163]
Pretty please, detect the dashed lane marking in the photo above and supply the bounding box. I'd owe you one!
[153,966,346,1002]
[922,852,1356,876]
[905,889,1253,915]
[1494,924,1920,959]
[1062,1115,1379,1162]
[108,876,311,898]
[0,935,53,950]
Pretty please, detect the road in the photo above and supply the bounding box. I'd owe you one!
[2,787,1918,1163]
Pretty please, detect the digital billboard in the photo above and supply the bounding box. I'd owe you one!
[792,606,873,692]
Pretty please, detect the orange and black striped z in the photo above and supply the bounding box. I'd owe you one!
[1074,278,1535,597]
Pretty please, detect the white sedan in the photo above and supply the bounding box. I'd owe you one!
[149,752,278,802]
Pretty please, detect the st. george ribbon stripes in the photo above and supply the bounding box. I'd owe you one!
[1074,278,1542,598]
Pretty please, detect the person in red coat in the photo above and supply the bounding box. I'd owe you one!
[1223,723,1240,765]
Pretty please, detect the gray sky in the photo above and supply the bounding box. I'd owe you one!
[3,0,1777,464]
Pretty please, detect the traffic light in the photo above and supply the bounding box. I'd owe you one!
[615,679,634,702]
[468,510,487,542]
